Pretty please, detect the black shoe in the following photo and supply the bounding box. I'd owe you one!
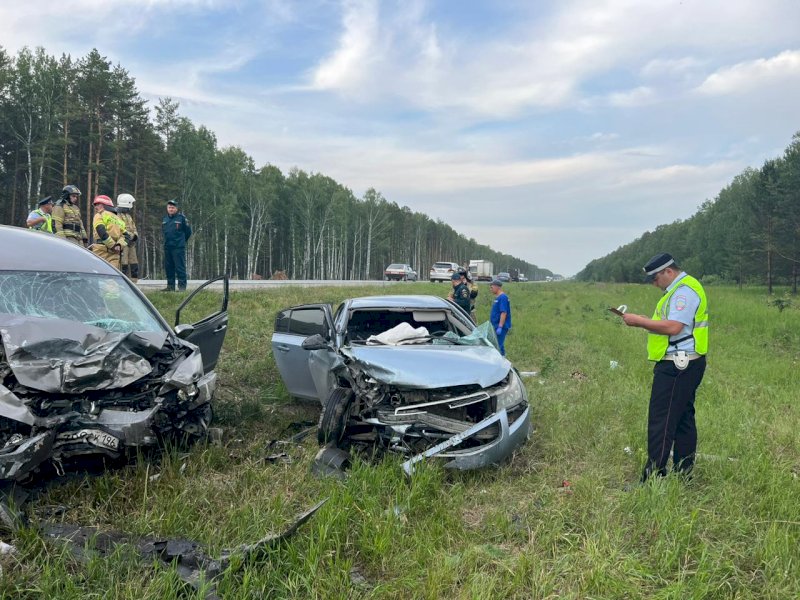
[160,287,176,292]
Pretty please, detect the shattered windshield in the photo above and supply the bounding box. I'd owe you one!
[0,271,166,334]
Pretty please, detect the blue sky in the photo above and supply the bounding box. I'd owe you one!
[3,0,800,275]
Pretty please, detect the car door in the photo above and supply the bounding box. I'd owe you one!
[272,303,334,400]
[174,275,229,373]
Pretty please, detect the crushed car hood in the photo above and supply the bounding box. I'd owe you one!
[0,314,168,393]
[344,345,510,388]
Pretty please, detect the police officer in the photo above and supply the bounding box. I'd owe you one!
[162,199,192,291]
[26,196,55,233]
[448,271,472,317]
[90,195,127,269]
[116,193,140,282]
[52,184,88,245]
[622,253,708,482]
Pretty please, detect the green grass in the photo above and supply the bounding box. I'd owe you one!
[2,282,798,599]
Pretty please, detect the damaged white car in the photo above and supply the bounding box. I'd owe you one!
[272,295,530,473]
[0,226,228,482]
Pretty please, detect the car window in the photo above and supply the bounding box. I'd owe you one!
[387,264,403,269]
[433,262,454,269]
[0,271,166,333]
[274,309,291,332]
[287,308,328,337]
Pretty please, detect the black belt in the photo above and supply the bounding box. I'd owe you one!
[62,223,82,232]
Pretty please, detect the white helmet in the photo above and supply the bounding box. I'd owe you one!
[116,193,136,208]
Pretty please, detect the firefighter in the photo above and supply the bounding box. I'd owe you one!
[116,193,140,282]
[26,196,55,233]
[52,184,88,245]
[90,195,127,269]
[459,266,479,321]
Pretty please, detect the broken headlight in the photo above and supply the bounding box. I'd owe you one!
[495,371,525,411]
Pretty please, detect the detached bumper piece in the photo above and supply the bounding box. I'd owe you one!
[402,403,530,475]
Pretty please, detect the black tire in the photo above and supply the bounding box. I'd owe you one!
[318,387,354,446]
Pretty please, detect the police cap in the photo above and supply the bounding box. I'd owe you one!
[643,253,675,281]
[166,199,179,207]
[451,272,462,280]
[38,196,53,206]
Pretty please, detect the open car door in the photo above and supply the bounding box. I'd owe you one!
[272,303,334,401]
[174,275,229,373]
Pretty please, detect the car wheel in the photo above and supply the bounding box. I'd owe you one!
[384,276,389,281]
[430,279,435,283]
[318,387,354,447]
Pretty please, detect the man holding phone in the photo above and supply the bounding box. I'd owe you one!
[621,253,708,483]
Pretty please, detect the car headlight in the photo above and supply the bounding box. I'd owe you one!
[495,371,526,411]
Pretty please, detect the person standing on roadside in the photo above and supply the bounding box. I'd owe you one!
[116,193,140,282]
[448,271,472,318]
[26,197,55,233]
[162,199,192,291]
[621,253,708,483]
[489,279,511,356]
[52,184,88,245]
[459,266,479,321]
[90,195,126,269]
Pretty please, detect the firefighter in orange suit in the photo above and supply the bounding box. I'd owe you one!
[116,193,140,281]
[90,195,126,269]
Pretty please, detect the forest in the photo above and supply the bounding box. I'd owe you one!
[0,46,553,281]
[577,133,800,293]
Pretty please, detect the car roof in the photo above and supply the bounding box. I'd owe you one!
[347,295,453,310]
[0,225,119,275]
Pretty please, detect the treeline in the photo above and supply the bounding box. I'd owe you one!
[0,46,552,281]
[577,133,800,293]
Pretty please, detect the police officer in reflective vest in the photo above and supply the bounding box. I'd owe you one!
[90,195,127,269]
[26,196,55,233]
[52,184,88,245]
[116,193,140,282]
[162,199,192,291]
[622,253,708,482]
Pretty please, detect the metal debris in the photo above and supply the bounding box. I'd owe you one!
[41,498,327,600]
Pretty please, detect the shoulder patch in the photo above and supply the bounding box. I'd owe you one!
[674,295,687,311]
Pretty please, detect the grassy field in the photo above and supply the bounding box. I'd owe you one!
[2,281,799,599]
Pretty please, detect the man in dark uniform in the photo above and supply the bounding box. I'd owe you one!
[622,253,708,482]
[448,271,472,317]
[161,199,192,291]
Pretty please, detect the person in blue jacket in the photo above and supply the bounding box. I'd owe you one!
[489,279,511,355]
[161,199,192,291]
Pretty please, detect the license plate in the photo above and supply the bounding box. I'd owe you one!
[57,429,121,451]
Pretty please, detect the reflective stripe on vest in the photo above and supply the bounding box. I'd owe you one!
[646,274,708,361]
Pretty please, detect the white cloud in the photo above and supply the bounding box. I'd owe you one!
[607,86,656,108]
[696,49,800,96]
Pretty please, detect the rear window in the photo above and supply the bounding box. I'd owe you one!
[433,262,456,269]
[386,264,405,269]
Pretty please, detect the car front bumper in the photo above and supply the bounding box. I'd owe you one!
[401,403,531,475]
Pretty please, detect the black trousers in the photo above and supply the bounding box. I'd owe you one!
[164,246,187,289]
[642,355,706,481]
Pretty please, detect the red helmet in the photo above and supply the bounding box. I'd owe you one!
[93,195,113,207]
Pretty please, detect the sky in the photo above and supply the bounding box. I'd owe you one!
[3,0,800,276]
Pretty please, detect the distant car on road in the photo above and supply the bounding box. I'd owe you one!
[384,263,418,281]
[496,272,511,282]
[518,274,528,282]
[429,261,460,282]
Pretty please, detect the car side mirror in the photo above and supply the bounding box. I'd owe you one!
[301,334,330,350]
[175,324,195,339]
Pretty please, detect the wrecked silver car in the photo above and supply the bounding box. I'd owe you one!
[0,226,228,482]
[272,295,530,473]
